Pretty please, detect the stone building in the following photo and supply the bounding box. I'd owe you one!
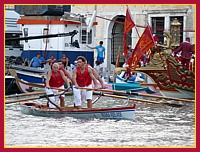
[71,5,195,69]
[5,5,195,70]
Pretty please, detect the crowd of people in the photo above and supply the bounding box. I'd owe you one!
[28,53,71,69]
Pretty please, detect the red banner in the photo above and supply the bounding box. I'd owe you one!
[123,8,135,57]
[127,25,154,69]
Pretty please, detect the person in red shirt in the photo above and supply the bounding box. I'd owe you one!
[72,56,98,108]
[57,60,73,88]
[45,63,70,108]
[173,37,194,71]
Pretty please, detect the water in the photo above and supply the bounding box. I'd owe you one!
[5,95,195,147]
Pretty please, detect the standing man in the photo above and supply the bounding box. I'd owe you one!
[29,52,46,68]
[72,56,98,108]
[45,63,70,108]
[173,37,194,71]
[87,41,106,64]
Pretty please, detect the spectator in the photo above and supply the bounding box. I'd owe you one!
[86,41,106,64]
[173,37,194,71]
[71,60,78,70]
[94,60,103,78]
[29,52,46,68]
[61,54,69,68]
[46,54,56,67]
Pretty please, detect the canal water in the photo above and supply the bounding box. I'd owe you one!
[5,95,195,147]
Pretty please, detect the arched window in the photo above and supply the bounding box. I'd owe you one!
[111,15,132,66]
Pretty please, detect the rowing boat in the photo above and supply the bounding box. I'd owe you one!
[20,102,136,120]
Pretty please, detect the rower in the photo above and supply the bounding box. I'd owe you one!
[45,63,72,108]
[72,56,98,108]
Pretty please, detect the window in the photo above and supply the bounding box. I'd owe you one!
[151,17,165,43]
[5,33,22,48]
[23,28,28,43]
[43,28,49,43]
[81,29,92,44]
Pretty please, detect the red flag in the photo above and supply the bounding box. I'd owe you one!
[123,8,135,57]
[127,25,155,69]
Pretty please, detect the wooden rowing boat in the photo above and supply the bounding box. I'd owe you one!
[19,102,136,120]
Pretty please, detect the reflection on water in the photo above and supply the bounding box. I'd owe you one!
[5,95,195,147]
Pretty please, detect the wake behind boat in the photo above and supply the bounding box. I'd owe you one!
[20,102,136,120]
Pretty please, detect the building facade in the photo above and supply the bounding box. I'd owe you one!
[5,5,195,70]
[71,5,195,70]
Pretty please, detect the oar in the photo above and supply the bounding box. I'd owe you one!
[5,91,45,98]
[101,93,183,107]
[48,86,72,111]
[58,86,72,98]
[40,86,69,91]
[13,76,70,92]
[92,92,103,105]
[5,87,71,98]
[5,94,54,104]
[5,91,72,104]
[44,94,62,111]
[78,87,194,103]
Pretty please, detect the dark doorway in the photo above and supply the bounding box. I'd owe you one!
[111,15,132,66]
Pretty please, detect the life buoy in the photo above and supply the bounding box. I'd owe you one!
[8,56,16,63]
[15,56,24,65]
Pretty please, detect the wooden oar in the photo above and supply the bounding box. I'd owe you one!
[5,91,45,98]
[101,93,183,107]
[5,95,53,104]
[45,86,72,111]
[92,92,103,105]
[12,75,70,92]
[5,91,72,104]
[78,87,194,103]
[5,86,72,100]
[33,85,69,92]
[44,94,62,111]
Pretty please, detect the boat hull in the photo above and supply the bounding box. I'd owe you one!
[20,102,136,120]
[5,75,21,95]
[115,69,195,99]
[17,70,45,83]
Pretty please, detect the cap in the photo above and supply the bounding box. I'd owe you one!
[74,61,78,63]
[186,37,190,42]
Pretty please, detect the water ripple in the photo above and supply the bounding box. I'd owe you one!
[5,95,195,147]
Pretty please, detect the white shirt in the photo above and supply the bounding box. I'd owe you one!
[94,64,103,76]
